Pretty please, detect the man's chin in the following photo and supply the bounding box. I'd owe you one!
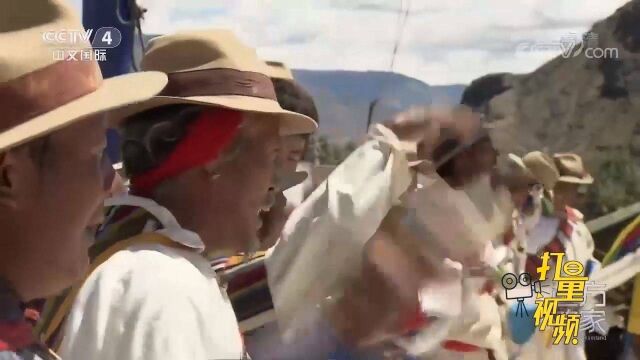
[38,259,88,299]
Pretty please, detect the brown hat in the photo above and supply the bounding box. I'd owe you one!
[553,153,594,185]
[265,61,294,81]
[519,151,560,190]
[109,30,317,136]
[506,153,535,179]
[0,0,168,151]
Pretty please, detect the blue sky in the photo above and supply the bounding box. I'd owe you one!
[69,0,629,85]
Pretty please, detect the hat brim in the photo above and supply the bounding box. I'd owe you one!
[558,174,594,185]
[508,153,526,170]
[0,71,168,151]
[107,95,318,136]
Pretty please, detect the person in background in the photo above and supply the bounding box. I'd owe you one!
[255,61,320,252]
[0,0,167,358]
[51,30,316,360]
[503,151,560,275]
[522,152,599,360]
[422,116,508,360]
[500,152,560,359]
[233,61,335,360]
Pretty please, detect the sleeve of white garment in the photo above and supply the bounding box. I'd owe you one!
[60,246,243,360]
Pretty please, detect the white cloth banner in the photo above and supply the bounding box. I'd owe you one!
[266,124,412,341]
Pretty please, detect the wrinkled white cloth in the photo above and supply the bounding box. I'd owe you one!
[59,196,245,360]
[397,174,512,359]
[266,124,412,342]
[283,162,314,210]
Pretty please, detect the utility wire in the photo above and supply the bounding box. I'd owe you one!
[390,0,411,71]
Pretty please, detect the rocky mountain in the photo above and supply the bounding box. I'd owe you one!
[461,0,640,215]
[293,70,465,141]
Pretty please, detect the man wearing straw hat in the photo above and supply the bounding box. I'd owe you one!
[0,0,167,359]
[517,152,598,360]
[45,30,316,360]
[552,153,594,219]
[224,60,334,359]
[254,60,319,251]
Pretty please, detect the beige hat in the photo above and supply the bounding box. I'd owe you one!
[109,30,317,136]
[265,61,294,81]
[553,153,594,184]
[506,153,535,179]
[0,0,168,151]
[519,151,560,190]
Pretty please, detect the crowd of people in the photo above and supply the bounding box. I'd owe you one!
[1,1,638,360]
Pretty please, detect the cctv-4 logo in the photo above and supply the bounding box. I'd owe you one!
[91,27,122,49]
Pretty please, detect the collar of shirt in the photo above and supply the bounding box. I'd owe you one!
[104,195,205,253]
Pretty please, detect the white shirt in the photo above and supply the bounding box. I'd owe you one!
[59,195,245,360]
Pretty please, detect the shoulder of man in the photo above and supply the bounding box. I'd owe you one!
[84,240,215,302]
[61,239,237,359]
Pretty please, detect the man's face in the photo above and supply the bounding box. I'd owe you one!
[190,114,281,253]
[509,182,531,210]
[0,116,108,299]
[280,135,307,174]
[473,138,498,175]
[554,182,582,210]
[448,138,497,189]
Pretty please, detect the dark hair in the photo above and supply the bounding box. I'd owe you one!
[272,78,319,124]
[120,104,204,178]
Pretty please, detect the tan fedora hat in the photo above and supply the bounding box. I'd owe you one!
[553,153,594,184]
[0,0,168,151]
[506,153,535,180]
[265,61,295,81]
[109,30,317,136]
[520,151,560,190]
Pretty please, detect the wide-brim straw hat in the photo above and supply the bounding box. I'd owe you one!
[0,0,168,151]
[109,30,317,136]
[520,151,560,190]
[553,153,594,185]
[505,153,535,183]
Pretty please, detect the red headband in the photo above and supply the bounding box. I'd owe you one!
[130,108,243,195]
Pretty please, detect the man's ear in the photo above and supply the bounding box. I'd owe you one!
[0,151,19,209]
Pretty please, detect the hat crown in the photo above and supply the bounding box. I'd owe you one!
[522,151,560,190]
[554,153,587,177]
[265,60,294,80]
[141,30,271,75]
[0,0,93,83]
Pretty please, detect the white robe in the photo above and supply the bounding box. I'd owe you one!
[59,196,245,360]
[511,211,598,360]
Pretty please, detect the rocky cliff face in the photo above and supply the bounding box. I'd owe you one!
[461,0,640,214]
